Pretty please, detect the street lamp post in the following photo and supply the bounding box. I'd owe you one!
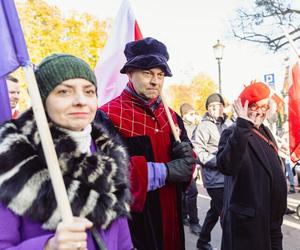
[213,40,225,94]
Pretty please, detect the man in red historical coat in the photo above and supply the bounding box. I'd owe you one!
[97,37,195,250]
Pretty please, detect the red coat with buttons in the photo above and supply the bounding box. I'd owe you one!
[100,87,191,250]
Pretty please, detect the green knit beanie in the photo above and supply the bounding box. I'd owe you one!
[34,54,97,101]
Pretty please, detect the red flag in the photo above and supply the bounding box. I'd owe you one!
[94,0,142,106]
[289,61,300,162]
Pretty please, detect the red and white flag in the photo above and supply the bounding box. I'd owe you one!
[95,0,142,106]
[289,61,300,162]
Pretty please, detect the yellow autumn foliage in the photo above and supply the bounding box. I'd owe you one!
[167,73,218,116]
[14,0,108,110]
[16,0,107,67]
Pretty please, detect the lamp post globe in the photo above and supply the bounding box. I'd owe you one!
[213,40,225,94]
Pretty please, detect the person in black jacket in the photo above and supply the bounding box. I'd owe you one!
[217,81,287,250]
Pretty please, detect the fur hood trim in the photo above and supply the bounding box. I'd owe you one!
[0,109,130,230]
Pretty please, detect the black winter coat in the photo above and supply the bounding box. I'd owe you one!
[217,118,287,250]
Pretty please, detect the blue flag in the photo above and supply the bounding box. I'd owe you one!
[0,78,12,122]
[0,0,30,124]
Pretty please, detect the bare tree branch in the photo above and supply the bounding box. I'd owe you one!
[232,0,300,52]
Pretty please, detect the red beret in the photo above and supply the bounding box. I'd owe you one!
[239,81,270,106]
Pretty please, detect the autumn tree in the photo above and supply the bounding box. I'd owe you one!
[16,0,108,67]
[191,74,218,114]
[232,0,300,52]
[14,0,108,110]
[167,73,218,115]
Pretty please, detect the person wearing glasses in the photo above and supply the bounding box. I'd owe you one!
[217,81,287,250]
[97,37,195,250]
[192,93,232,250]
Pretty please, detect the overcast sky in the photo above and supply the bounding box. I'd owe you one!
[45,0,290,101]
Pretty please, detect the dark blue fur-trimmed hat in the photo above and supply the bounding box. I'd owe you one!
[120,37,172,77]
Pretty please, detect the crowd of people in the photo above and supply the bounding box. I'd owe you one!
[0,37,298,250]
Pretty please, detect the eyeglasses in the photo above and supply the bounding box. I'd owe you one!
[249,103,270,112]
[140,70,165,80]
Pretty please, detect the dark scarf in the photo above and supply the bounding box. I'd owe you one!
[0,109,130,230]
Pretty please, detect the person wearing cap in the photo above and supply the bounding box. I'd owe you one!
[217,81,287,250]
[98,37,195,250]
[179,103,202,235]
[192,93,232,250]
[0,54,133,250]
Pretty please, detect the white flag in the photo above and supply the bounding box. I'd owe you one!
[95,0,142,106]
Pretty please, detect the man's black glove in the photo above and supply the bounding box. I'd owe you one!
[171,141,194,159]
[166,156,195,182]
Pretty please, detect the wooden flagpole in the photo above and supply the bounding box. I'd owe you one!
[160,92,181,142]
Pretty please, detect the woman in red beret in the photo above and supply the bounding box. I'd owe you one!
[217,81,287,250]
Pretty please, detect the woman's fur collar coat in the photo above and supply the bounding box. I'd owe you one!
[0,109,130,230]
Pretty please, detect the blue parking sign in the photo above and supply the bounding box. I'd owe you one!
[264,74,275,89]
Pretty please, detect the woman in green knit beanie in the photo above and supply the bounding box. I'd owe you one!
[0,54,133,250]
[34,54,98,131]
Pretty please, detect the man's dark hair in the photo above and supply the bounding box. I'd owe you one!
[6,75,18,83]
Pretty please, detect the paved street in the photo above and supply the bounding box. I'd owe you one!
[184,184,300,250]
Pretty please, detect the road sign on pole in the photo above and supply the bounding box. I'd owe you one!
[264,73,275,89]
